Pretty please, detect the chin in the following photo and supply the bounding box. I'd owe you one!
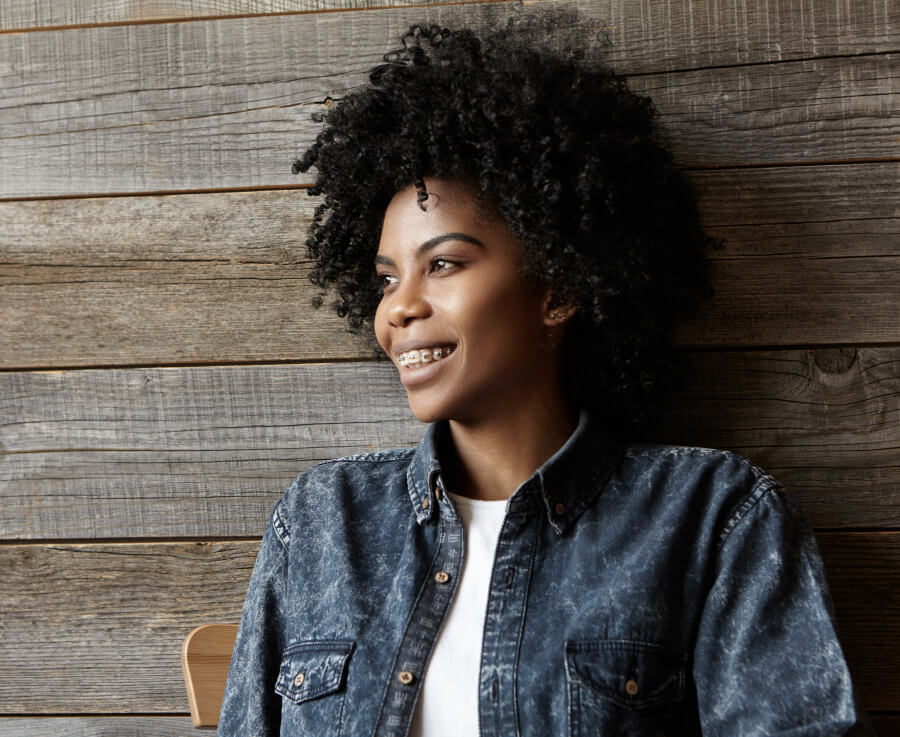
[406,398,449,425]
[403,388,462,425]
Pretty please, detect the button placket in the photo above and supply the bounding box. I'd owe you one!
[373,508,463,737]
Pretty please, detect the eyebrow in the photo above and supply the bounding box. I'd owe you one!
[374,232,484,266]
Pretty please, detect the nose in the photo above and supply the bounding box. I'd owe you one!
[386,277,431,327]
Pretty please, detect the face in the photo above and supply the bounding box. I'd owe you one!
[374,178,565,424]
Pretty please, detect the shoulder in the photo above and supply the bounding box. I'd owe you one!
[270,446,418,543]
[620,443,775,492]
[285,445,418,498]
[614,443,787,548]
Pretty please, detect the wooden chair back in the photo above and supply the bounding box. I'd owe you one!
[182,623,239,728]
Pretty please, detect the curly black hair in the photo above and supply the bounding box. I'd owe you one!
[294,12,713,434]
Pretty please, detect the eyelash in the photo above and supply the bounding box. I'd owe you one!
[429,257,458,273]
[376,257,460,293]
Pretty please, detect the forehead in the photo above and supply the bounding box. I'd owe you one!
[378,178,512,251]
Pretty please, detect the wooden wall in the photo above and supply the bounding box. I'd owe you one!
[1,0,897,734]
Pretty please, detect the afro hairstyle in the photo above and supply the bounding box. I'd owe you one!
[294,12,713,435]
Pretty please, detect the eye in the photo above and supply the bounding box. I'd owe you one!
[376,272,398,294]
[429,257,458,274]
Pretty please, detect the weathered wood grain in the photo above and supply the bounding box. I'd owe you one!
[657,348,900,529]
[631,53,898,168]
[0,533,897,711]
[0,717,197,737]
[2,348,898,539]
[1,0,896,66]
[1,9,895,196]
[0,362,422,539]
[2,163,897,367]
[0,541,257,713]
[0,0,470,31]
[818,532,900,712]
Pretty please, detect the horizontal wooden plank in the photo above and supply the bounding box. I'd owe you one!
[0,0,463,31]
[656,347,900,529]
[1,9,895,196]
[818,533,900,712]
[2,0,895,63]
[1,163,897,368]
[2,347,898,539]
[0,717,196,736]
[0,533,897,711]
[631,53,898,169]
[0,541,257,713]
[0,362,422,539]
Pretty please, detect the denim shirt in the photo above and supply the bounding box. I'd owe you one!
[218,412,871,736]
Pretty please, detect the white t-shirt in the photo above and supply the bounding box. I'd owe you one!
[408,492,508,737]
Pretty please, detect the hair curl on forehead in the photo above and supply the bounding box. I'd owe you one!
[293,10,713,435]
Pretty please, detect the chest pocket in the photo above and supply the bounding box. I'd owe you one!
[276,640,355,735]
[565,639,688,737]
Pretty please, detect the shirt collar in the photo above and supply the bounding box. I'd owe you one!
[407,411,623,534]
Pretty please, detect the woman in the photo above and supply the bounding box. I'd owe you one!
[218,16,870,736]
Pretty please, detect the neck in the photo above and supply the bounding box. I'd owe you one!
[440,396,578,502]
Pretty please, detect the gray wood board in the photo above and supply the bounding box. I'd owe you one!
[0,362,423,539]
[1,0,895,68]
[0,717,198,736]
[2,349,899,539]
[0,533,898,712]
[2,162,898,368]
[1,9,896,196]
[0,0,481,30]
[0,540,257,713]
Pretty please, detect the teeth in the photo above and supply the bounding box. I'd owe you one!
[397,346,454,367]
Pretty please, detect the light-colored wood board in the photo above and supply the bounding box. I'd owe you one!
[1,11,896,196]
[0,541,258,713]
[0,717,198,737]
[0,362,420,538]
[2,163,898,367]
[0,533,897,711]
[2,348,898,539]
[0,0,473,31]
[1,0,896,65]
[631,53,898,169]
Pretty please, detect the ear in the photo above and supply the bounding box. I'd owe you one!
[542,292,577,326]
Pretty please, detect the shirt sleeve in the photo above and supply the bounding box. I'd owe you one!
[217,498,291,737]
[693,480,873,737]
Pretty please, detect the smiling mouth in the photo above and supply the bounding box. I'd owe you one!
[397,345,456,368]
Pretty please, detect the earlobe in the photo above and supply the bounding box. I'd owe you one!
[543,294,577,326]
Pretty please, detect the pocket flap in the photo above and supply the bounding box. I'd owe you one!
[565,639,685,709]
[276,640,355,705]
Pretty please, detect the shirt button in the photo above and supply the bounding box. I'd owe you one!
[293,672,305,687]
[554,502,566,516]
[421,497,430,509]
[434,571,450,584]
[398,670,415,685]
[625,678,639,696]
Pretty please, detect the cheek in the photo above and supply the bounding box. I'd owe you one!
[373,302,390,353]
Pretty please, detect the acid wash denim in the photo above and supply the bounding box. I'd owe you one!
[217,411,871,737]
